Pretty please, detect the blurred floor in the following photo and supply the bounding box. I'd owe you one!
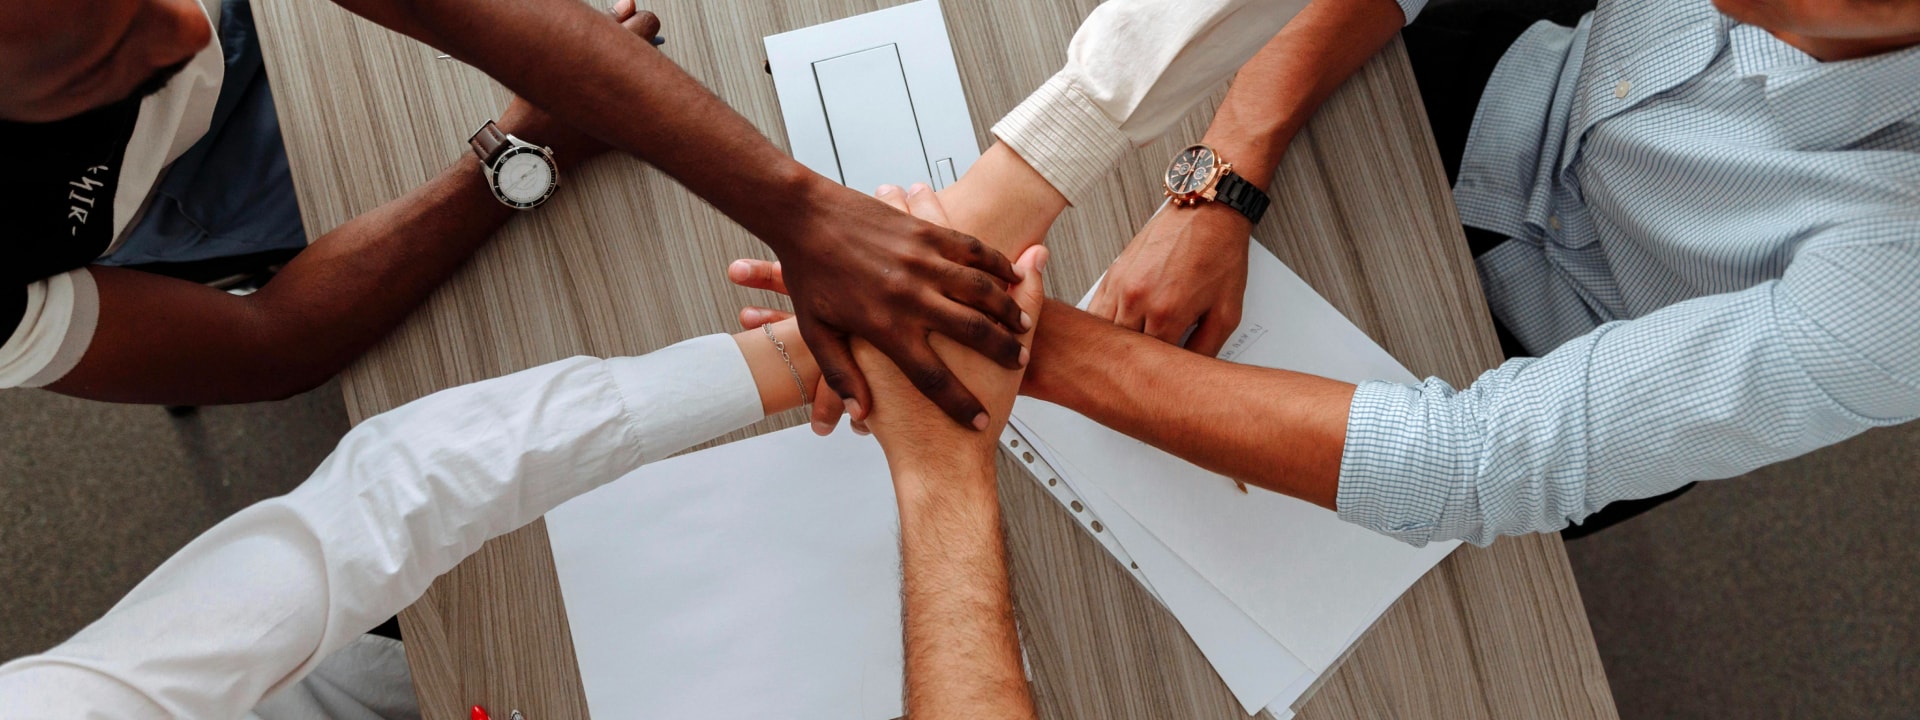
[0,381,349,659]
[1564,423,1920,719]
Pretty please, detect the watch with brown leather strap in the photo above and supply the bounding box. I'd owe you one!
[1162,143,1270,225]
[469,120,558,210]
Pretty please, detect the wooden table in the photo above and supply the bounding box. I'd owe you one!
[255,0,1619,717]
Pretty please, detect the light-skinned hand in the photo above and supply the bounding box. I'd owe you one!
[1086,202,1250,357]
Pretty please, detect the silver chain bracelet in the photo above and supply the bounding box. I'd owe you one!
[764,325,809,405]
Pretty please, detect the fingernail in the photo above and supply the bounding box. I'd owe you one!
[972,412,989,431]
[877,184,900,196]
[812,420,831,436]
[853,424,871,436]
[908,183,930,195]
[1020,311,1033,331]
[1037,248,1050,274]
[1019,346,1030,367]
[844,399,863,419]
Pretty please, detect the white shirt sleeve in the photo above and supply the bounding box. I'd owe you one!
[990,0,1423,205]
[0,269,100,389]
[0,334,763,719]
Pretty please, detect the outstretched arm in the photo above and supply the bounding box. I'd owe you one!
[0,318,820,718]
[328,0,1030,431]
[733,188,1045,717]
[857,189,1047,720]
[1024,300,1353,508]
[45,7,660,404]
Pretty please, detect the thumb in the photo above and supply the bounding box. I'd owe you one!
[1010,246,1050,334]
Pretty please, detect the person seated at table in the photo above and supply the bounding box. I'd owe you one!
[0,231,1052,719]
[734,0,1920,546]
[0,0,1029,432]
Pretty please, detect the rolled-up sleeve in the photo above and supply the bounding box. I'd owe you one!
[1337,219,1920,546]
[0,334,762,718]
[992,0,1312,204]
[0,269,100,389]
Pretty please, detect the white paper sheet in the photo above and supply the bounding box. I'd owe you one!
[548,425,904,720]
[765,0,980,192]
[1013,240,1460,674]
[1010,418,1313,715]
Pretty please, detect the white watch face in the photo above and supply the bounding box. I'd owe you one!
[495,149,555,206]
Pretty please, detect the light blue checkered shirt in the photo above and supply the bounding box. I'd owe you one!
[1337,0,1920,546]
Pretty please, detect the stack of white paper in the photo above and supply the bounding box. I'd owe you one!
[548,425,907,720]
[1005,240,1459,717]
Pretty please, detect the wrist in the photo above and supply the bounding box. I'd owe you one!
[751,162,836,255]
[1021,299,1096,404]
[1199,127,1293,191]
[892,454,1000,507]
[1170,197,1256,236]
[734,319,818,415]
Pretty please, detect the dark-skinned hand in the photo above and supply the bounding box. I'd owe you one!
[762,182,1029,434]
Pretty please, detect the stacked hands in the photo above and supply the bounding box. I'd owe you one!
[515,1,1043,443]
[730,184,1049,465]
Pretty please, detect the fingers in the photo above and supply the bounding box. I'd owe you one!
[929,297,1028,370]
[737,306,793,330]
[879,183,1036,336]
[1087,278,1119,321]
[809,387,842,434]
[880,184,1020,288]
[1142,309,1200,348]
[1111,300,1147,334]
[1185,305,1241,357]
[940,264,1031,337]
[947,228,1022,286]
[902,183,951,227]
[608,0,663,43]
[800,323,871,436]
[875,184,911,212]
[727,259,789,295]
[879,337,990,430]
[1008,246,1051,329]
[628,10,662,42]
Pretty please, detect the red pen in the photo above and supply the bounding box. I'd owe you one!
[471,706,491,720]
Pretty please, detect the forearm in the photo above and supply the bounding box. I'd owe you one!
[1025,300,1352,508]
[353,0,818,248]
[938,143,1069,257]
[52,154,512,404]
[0,344,765,718]
[893,457,1035,720]
[252,156,511,372]
[1202,0,1408,185]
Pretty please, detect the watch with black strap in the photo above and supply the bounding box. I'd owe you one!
[1162,143,1270,225]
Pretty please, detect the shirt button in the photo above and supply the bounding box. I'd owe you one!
[1614,79,1632,99]
[1549,215,1562,231]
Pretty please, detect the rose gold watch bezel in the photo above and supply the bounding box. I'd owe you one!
[1163,143,1232,208]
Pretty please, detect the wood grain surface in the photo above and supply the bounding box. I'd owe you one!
[252,0,1619,717]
